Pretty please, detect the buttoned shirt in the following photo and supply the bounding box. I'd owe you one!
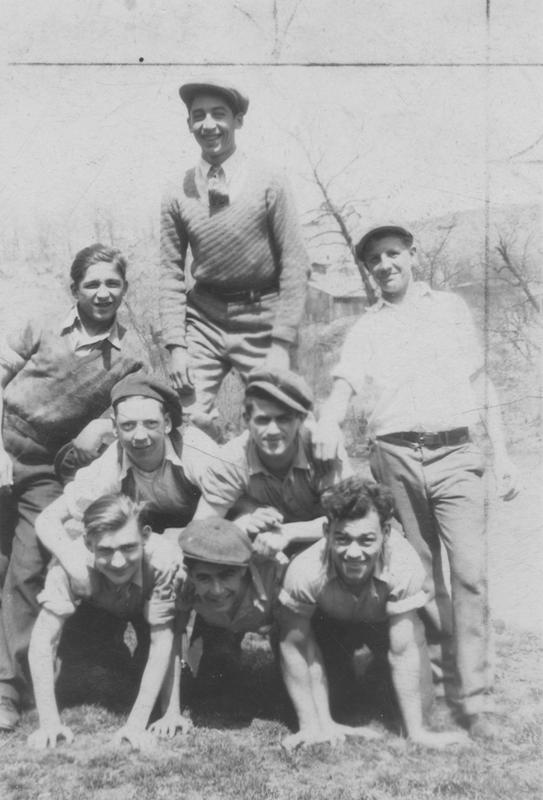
[63,427,217,524]
[37,536,176,626]
[200,426,352,521]
[176,556,287,634]
[194,150,247,206]
[278,529,427,623]
[333,282,484,436]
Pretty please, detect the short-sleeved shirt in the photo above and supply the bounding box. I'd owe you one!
[333,283,484,436]
[63,426,217,525]
[278,529,427,624]
[37,536,176,626]
[200,426,352,521]
[176,556,287,634]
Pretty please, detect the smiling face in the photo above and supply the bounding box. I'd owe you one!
[71,261,127,335]
[363,235,417,303]
[187,561,248,615]
[90,517,145,586]
[114,396,171,471]
[187,92,243,164]
[327,510,389,588]
[245,395,303,465]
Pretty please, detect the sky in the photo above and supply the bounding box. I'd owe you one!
[1,0,542,254]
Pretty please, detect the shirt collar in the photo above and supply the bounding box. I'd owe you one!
[198,148,245,184]
[373,280,432,312]
[120,435,183,480]
[247,433,310,477]
[61,306,122,350]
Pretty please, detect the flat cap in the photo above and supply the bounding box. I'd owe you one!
[246,368,313,415]
[111,374,183,428]
[179,518,252,567]
[355,225,414,262]
[179,79,249,116]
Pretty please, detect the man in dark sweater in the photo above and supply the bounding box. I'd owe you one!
[0,244,146,730]
[160,78,310,429]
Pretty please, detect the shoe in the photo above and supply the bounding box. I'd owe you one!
[0,695,20,732]
[465,713,497,741]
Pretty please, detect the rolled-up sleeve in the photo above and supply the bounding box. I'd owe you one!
[37,562,80,618]
[63,444,122,521]
[384,534,428,617]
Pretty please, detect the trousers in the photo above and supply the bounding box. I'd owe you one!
[0,428,64,702]
[369,437,491,715]
[184,284,281,419]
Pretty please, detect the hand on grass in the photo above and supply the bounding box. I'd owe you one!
[148,712,193,739]
[408,728,469,750]
[113,725,155,750]
[27,724,74,750]
[282,722,380,751]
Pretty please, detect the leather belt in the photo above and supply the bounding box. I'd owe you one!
[377,427,470,448]
[197,282,279,304]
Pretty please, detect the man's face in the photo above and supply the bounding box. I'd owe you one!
[90,518,144,586]
[364,235,417,302]
[187,92,243,164]
[114,396,171,470]
[245,395,303,462]
[327,510,388,588]
[187,561,247,615]
[71,261,127,335]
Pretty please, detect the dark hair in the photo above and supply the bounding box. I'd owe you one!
[321,476,394,527]
[243,386,301,420]
[70,243,128,288]
[83,493,145,543]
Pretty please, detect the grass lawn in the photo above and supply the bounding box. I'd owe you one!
[0,625,541,800]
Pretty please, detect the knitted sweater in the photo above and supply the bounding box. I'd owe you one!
[1,315,146,455]
[160,159,310,348]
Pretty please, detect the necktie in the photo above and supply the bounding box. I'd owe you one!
[207,164,229,209]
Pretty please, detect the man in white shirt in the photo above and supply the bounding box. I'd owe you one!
[314,224,519,739]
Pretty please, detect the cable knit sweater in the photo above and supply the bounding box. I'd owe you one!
[160,158,310,348]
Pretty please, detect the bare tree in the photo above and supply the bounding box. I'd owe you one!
[489,232,542,363]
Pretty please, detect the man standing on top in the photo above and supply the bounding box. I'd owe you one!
[160,79,309,428]
[314,224,519,739]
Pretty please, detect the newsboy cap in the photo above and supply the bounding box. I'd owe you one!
[179,79,249,116]
[355,225,414,262]
[179,518,253,567]
[246,368,313,415]
[111,374,183,428]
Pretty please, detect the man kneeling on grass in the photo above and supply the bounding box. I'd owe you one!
[278,476,468,750]
[150,517,287,735]
[27,494,175,750]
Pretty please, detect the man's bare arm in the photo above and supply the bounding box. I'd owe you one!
[28,610,74,749]
[313,379,354,461]
[113,623,174,749]
[388,611,467,749]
